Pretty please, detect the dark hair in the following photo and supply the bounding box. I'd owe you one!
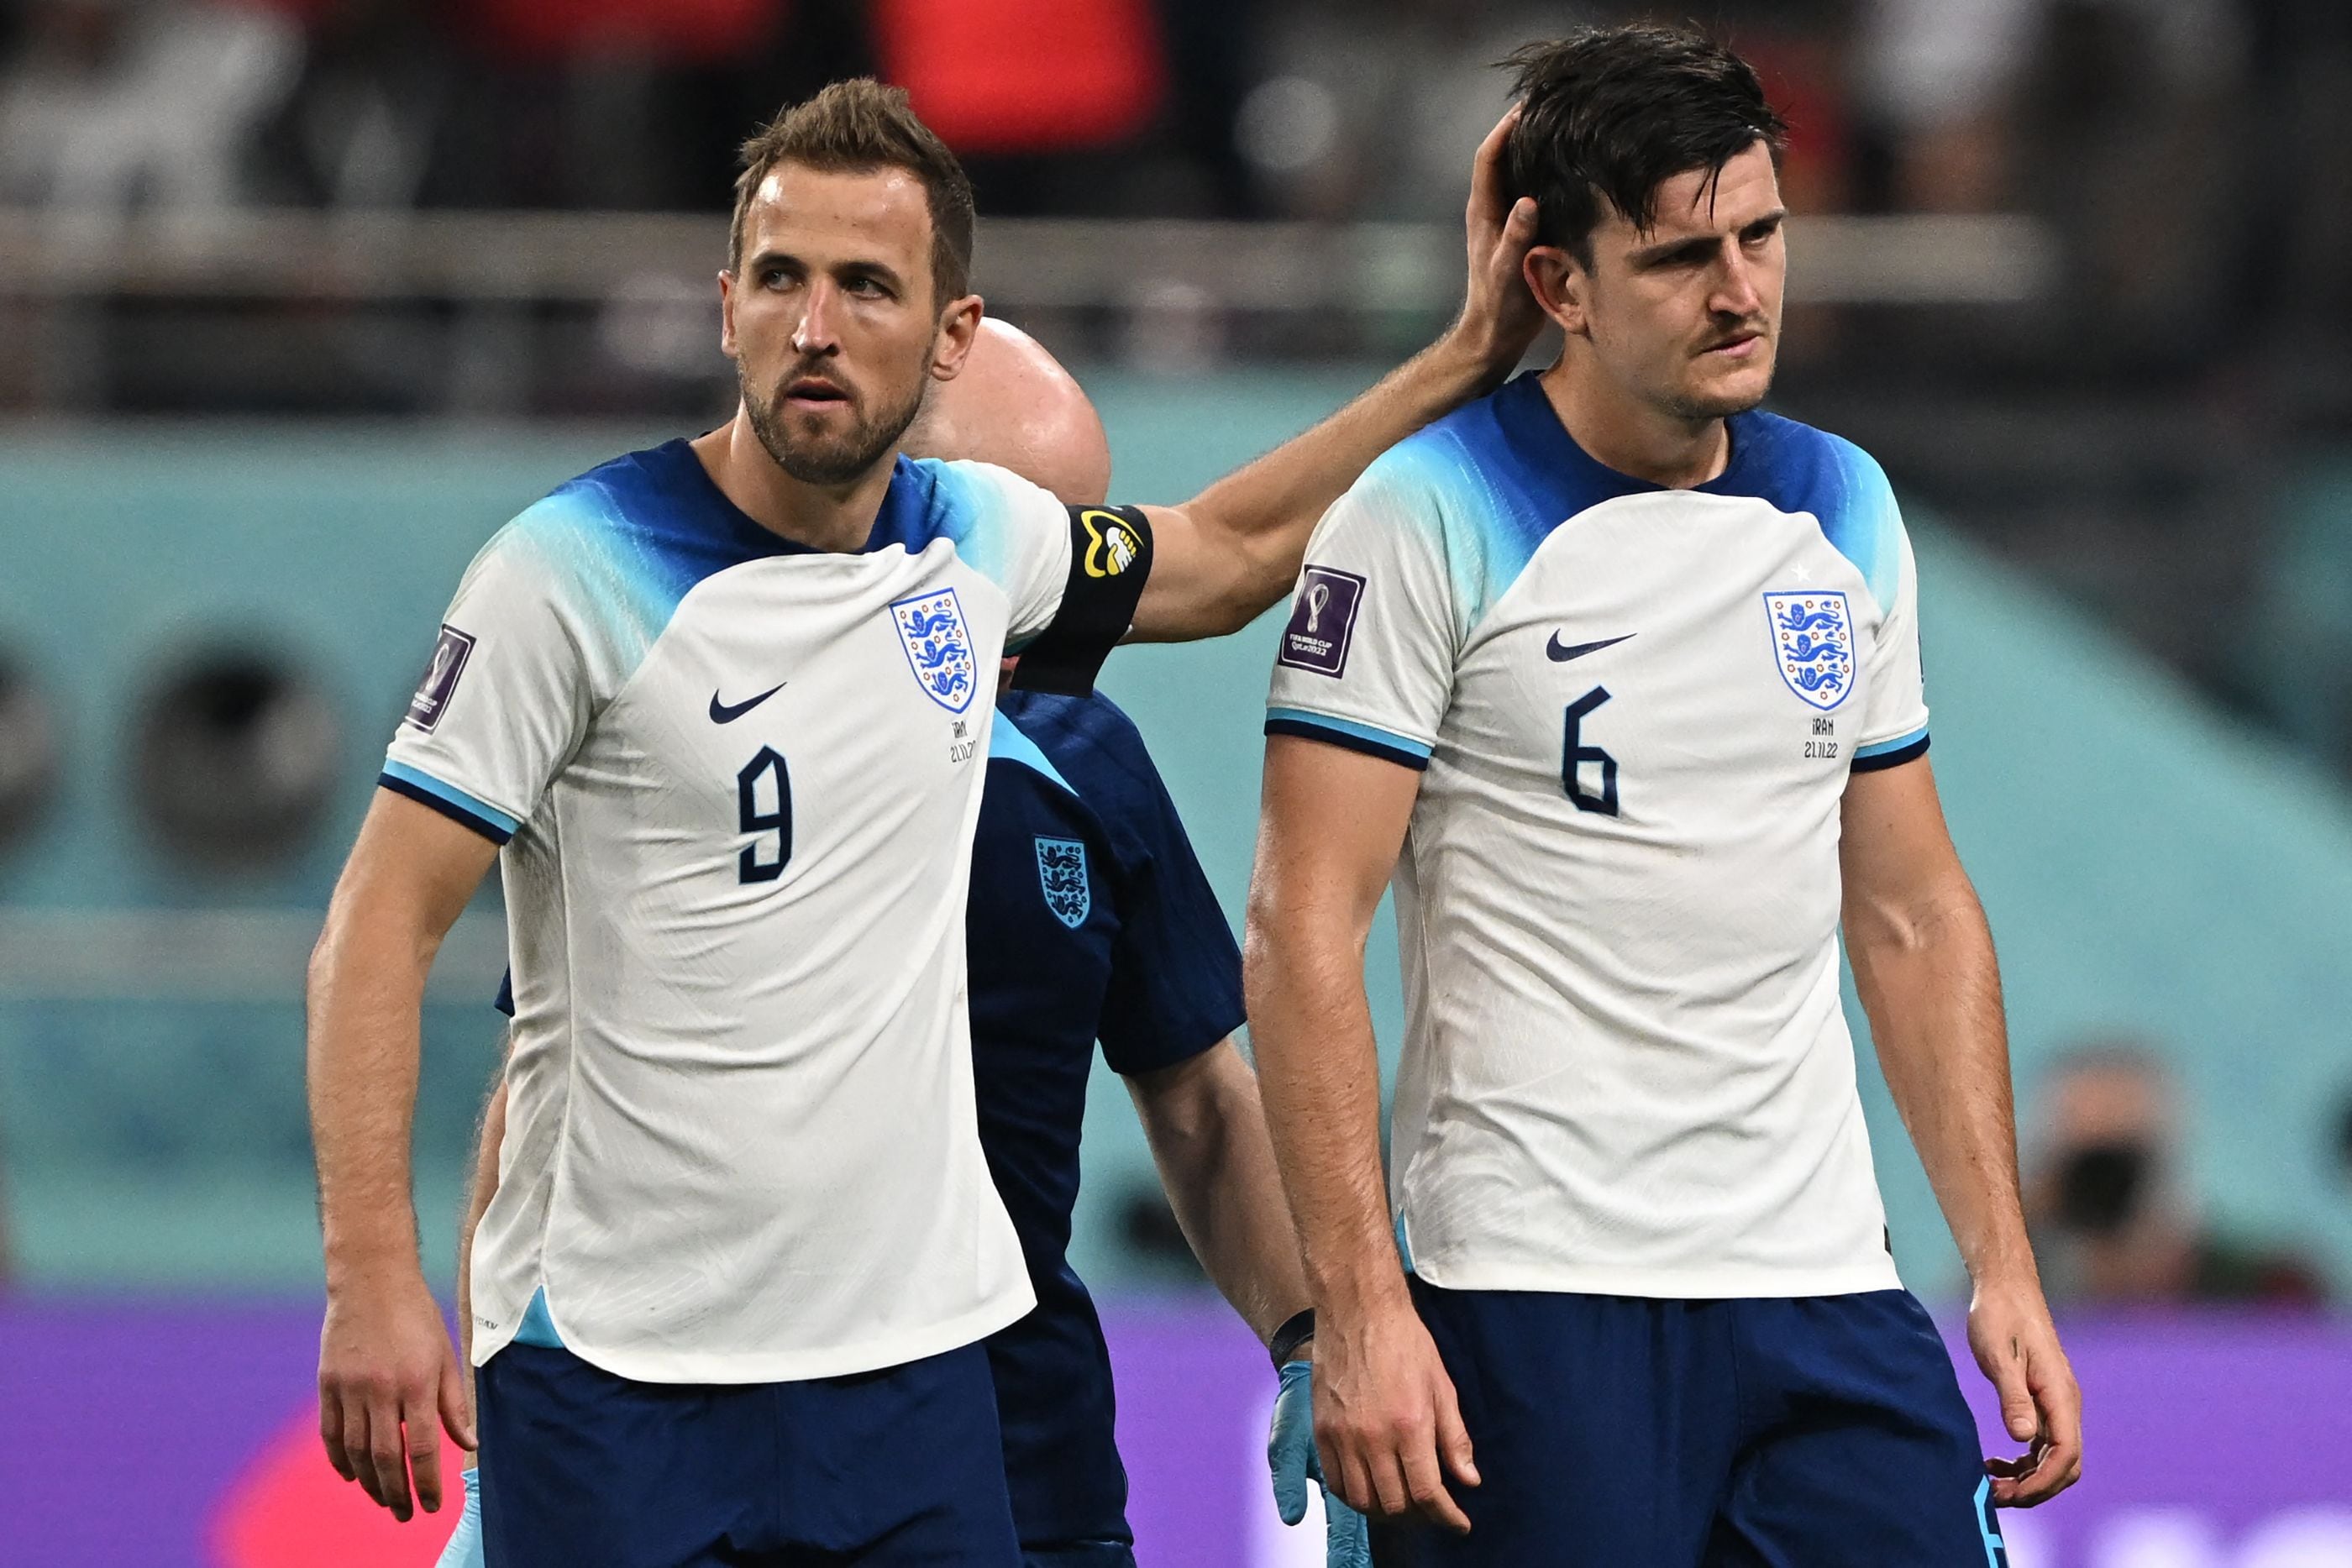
[1502,25,1788,268]
[731,78,977,305]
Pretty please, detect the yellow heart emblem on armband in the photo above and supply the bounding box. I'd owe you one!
[1079,511,1140,579]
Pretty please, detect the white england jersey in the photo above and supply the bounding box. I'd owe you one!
[383,440,1151,1382]
[1265,374,1929,1300]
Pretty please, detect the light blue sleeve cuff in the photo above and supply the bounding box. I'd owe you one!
[380,761,522,843]
[1264,709,1433,771]
[1852,726,1930,772]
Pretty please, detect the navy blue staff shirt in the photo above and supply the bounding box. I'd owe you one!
[492,687,1244,1551]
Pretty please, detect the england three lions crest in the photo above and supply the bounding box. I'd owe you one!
[890,588,978,713]
[1763,590,1856,711]
[1035,836,1089,928]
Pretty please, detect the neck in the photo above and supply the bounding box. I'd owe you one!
[1538,357,1730,490]
[691,409,900,553]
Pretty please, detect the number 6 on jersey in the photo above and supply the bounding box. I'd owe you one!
[1562,686,1620,816]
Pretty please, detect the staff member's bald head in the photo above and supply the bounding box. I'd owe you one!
[906,318,1111,507]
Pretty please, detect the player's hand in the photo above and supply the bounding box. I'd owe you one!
[1269,1357,1373,1567]
[318,1264,476,1522]
[1967,1275,2082,1507]
[433,1467,487,1568]
[1442,106,1545,390]
[1312,1295,1479,1532]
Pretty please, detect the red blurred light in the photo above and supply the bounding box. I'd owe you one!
[213,1407,472,1568]
[875,0,1164,153]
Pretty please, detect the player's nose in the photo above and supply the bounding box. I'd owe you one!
[790,281,844,356]
[1712,244,1764,318]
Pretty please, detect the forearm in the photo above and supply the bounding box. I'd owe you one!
[1173,335,1500,633]
[307,903,442,1287]
[1850,883,2034,1284]
[1129,1043,1311,1344]
[455,1072,507,1465]
[1243,916,1407,1319]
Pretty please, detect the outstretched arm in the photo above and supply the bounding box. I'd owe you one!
[1841,758,2081,1508]
[309,792,498,1521]
[1245,736,1476,1533]
[1128,113,1542,642]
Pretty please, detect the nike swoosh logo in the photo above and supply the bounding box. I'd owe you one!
[1546,632,1635,663]
[708,682,786,723]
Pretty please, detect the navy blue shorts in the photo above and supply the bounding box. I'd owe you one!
[1020,1545,1134,1568]
[1368,1282,2008,1568]
[475,1340,1021,1568]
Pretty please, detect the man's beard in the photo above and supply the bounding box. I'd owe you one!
[1661,324,1775,422]
[1662,379,1772,422]
[741,359,927,486]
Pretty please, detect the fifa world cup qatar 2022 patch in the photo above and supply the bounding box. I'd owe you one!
[1277,566,1366,678]
[406,624,476,731]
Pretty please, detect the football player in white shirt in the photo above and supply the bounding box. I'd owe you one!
[307,78,1540,1568]
[1247,26,2082,1567]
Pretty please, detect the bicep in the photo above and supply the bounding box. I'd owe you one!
[1248,735,1422,945]
[1125,502,1228,643]
[320,789,502,959]
[1839,757,1969,943]
[1123,1036,1252,1149]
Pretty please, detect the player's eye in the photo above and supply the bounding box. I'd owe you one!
[845,275,891,300]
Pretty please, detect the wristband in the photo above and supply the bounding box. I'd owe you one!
[1268,1308,1316,1368]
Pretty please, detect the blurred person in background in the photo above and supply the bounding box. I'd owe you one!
[1249,25,2078,1566]
[307,74,1539,1568]
[2027,1043,2329,1308]
[1854,0,2239,214]
[430,319,1368,1568]
[0,0,298,212]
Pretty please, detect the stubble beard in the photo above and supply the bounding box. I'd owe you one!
[740,359,928,487]
[1663,323,1777,422]
[1662,378,1771,423]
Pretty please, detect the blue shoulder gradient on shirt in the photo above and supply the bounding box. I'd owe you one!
[1270,376,1908,767]
[992,689,1247,1074]
[433,439,986,679]
[1424,372,1905,613]
[903,458,1048,626]
[381,443,980,840]
[517,438,972,630]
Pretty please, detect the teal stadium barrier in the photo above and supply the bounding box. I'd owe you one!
[3,374,2349,1301]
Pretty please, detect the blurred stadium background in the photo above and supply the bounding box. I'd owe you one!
[3,0,2351,1563]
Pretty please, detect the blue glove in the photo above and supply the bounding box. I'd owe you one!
[1268,1358,1371,1568]
[433,1466,486,1568]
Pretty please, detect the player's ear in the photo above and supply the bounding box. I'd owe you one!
[717,268,740,359]
[930,293,984,382]
[1524,246,1588,338]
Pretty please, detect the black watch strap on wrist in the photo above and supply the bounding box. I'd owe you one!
[1268,1308,1317,1368]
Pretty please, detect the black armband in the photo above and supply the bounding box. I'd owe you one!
[1010,506,1153,696]
[1268,1307,1317,1369]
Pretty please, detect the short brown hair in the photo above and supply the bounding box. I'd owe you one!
[1504,26,1786,267]
[730,79,977,307]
